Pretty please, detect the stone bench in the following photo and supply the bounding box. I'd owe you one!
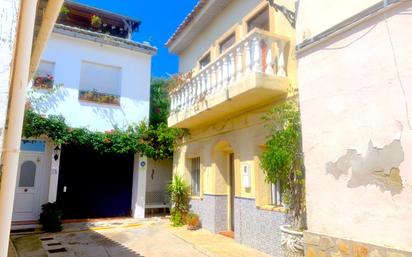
[145,191,170,214]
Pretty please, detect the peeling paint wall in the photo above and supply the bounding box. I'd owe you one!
[297,1,412,252]
[0,0,21,183]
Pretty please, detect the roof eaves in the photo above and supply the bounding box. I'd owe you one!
[53,23,157,55]
[64,0,141,28]
[165,0,207,47]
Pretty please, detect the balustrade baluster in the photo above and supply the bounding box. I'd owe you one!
[222,56,228,87]
[265,38,274,75]
[252,35,262,72]
[206,69,211,94]
[217,61,223,90]
[277,40,286,77]
[183,83,189,109]
[170,94,175,111]
[229,52,235,85]
[236,46,243,80]
[244,40,252,73]
[211,65,217,95]
[196,77,201,102]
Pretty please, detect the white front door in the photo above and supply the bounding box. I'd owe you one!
[12,153,45,221]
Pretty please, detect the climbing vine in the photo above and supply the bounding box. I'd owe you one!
[260,98,306,230]
[23,109,186,160]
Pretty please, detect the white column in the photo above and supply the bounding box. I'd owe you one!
[277,40,286,77]
[48,143,61,203]
[131,155,147,219]
[0,1,38,256]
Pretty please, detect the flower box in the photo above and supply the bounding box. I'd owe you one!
[79,89,120,105]
[33,75,54,90]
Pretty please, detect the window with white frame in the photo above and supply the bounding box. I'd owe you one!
[271,181,282,206]
[191,157,200,196]
[80,61,121,95]
[79,61,122,105]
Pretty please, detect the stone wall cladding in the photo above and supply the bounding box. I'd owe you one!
[189,194,227,233]
[234,197,286,257]
[304,231,412,257]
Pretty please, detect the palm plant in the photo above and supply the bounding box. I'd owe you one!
[167,174,190,226]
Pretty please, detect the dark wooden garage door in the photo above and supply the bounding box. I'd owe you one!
[56,144,134,219]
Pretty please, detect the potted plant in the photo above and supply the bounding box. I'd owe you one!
[167,174,190,227]
[186,212,201,230]
[33,74,54,89]
[39,202,63,232]
[90,14,102,29]
[59,5,70,19]
[260,99,306,257]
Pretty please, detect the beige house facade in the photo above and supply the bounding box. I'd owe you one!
[296,0,412,256]
[166,0,296,255]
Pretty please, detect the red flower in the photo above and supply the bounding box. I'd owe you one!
[104,138,111,144]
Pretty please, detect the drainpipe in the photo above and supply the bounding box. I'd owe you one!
[0,0,38,256]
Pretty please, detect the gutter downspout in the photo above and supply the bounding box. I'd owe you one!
[0,1,38,256]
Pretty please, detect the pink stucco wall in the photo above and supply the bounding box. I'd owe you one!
[298,2,412,251]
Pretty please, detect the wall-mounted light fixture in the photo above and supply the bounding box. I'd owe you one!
[54,146,60,161]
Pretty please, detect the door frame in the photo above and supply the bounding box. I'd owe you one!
[227,152,235,231]
[13,151,47,221]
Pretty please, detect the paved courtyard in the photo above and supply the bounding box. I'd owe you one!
[10,218,270,257]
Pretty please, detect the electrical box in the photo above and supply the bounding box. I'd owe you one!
[242,164,251,189]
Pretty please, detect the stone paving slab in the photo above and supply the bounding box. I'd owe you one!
[11,218,208,257]
[167,224,272,257]
[11,218,271,257]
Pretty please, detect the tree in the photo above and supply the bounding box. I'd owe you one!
[149,78,170,128]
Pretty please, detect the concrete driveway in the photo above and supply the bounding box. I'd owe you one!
[11,218,270,257]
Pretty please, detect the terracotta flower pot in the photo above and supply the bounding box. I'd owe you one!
[280,225,304,257]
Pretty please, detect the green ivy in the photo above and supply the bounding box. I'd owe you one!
[260,99,306,230]
[23,109,186,160]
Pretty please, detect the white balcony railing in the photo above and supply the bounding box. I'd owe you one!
[170,29,289,113]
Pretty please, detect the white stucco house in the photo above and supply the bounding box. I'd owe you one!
[12,1,172,226]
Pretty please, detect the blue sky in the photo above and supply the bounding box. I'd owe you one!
[74,0,198,78]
